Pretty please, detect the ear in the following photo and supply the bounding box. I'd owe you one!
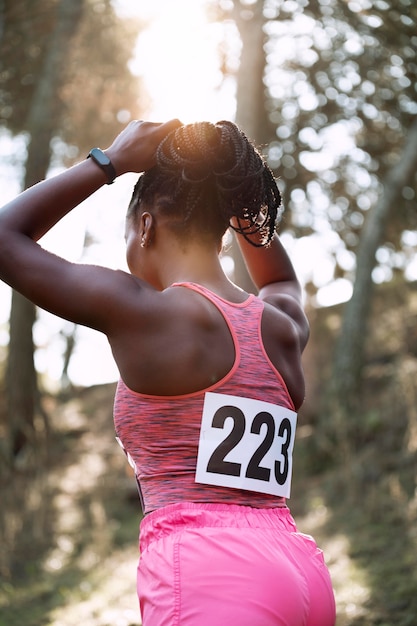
[139,211,155,248]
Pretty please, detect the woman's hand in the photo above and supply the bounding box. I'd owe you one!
[105,119,182,176]
[0,117,180,332]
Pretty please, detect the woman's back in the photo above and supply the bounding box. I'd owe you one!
[108,277,305,405]
[114,282,296,513]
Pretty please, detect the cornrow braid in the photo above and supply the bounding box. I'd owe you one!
[127,121,283,246]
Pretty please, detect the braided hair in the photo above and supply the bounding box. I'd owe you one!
[127,121,282,247]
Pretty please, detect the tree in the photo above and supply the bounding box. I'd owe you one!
[210,0,416,456]
[264,0,416,454]
[331,116,417,417]
[260,0,416,267]
[233,0,268,292]
[233,0,270,144]
[209,0,274,292]
[0,0,144,459]
[5,0,85,457]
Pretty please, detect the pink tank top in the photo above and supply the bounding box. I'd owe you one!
[113,282,296,514]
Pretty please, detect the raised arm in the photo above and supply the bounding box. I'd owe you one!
[0,120,181,243]
[232,221,310,352]
[0,120,181,328]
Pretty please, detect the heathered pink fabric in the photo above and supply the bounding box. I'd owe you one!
[113,282,295,514]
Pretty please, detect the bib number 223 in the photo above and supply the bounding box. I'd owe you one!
[195,392,297,498]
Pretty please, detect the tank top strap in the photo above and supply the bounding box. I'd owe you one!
[170,282,265,370]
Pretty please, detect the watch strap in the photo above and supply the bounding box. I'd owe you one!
[87,148,117,185]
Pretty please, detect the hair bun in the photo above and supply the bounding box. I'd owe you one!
[156,122,216,182]
[150,119,281,245]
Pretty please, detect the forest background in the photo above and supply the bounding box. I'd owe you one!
[0,0,416,624]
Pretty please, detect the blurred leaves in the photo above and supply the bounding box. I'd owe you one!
[0,0,147,161]
[212,0,416,284]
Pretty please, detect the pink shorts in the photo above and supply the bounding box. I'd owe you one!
[137,502,336,626]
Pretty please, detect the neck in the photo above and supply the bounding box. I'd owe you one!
[160,246,228,290]
[143,224,246,299]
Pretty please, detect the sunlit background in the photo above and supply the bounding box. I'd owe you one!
[0,0,416,388]
[1,0,239,386]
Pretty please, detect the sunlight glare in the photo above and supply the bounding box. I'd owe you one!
[126,0,236,123]
[316,279,353,307]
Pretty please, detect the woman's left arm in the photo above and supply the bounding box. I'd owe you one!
[231,221,310,353]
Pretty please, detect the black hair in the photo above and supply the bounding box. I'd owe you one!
[127,120,282,246]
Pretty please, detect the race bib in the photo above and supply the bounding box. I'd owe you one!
[195,392,297,498]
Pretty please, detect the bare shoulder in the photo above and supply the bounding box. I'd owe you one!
[260,290,310,353]
[110,284,237,395]
[259,299,308,410]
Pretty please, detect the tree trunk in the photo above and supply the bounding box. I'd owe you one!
[6,0,84,459]
[232,0,267,293]
[6,292,37,456]
[327,118,417,456]
[234,1,268,142]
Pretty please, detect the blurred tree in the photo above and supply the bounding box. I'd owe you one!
[0,0,144,459]
[209,0,416,452]
[209,0,278,292]
[330,116,417,446]
[261,0,417,256]
[316,1,417,433]
[233,0,269,144]
[233,0,267,292]
[3,0,85,458]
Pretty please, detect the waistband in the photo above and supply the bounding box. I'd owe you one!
[139,501,297,551]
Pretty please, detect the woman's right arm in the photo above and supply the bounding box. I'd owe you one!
[0,120,181,330]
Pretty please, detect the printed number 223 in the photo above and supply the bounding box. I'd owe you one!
[206,405,292,485]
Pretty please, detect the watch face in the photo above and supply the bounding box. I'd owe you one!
[90,147,110,166]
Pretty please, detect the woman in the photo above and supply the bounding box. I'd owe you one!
[0,119,336,625]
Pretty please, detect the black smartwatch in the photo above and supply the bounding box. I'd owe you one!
[87,147,117,184]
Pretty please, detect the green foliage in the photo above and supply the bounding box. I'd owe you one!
[217,0,417,282]
[0,0,146,159]
[263,0,416,247]
[0,0,55,134]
